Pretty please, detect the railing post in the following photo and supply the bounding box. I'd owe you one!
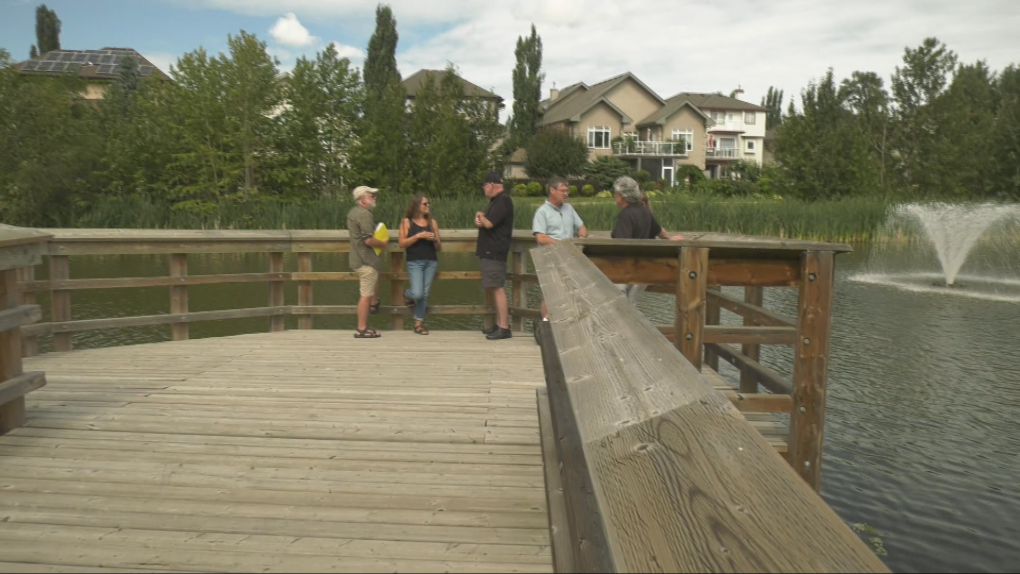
[740,286,764,393]
[675,247,708,370]
[49,255,71,352]
[297,253,313,330]
[789,250,835,492]
[269,252,285,332]
[704,285,721,371]
[170,253,188,341]
[0,268,26,434]
[390,251,404,331]
[511,249,525,332]
[17,267,38,357]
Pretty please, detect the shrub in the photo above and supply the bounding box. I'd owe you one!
[568,185,577,196]
[595,190,613,198]
[631,169,651,184]
[581,184,596,197]
[512,183,529,197]
[526,181,544,197]
[643,181,658,192]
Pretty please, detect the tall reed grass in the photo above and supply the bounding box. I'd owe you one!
[73,194,893,243]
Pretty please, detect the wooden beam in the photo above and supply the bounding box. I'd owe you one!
[49,255,71,352]
[536,387,575,574]
[587,255,677,285]
[269,253,285,332]
[535,319,613,573]
[675,247,708,370]
[170,254,188,341]
[721,390,793,413]
[23,307,291,336]
[389,251,405,331]
[0,371,46,407]
[17,266,38,357]
[511,251,525,332]
[297,253,313,330]
[22,272,293,292]
[288,305,492,316]
[707,259,801,286]
[659,325,799,345]
[704,286,721,370]
[741,286,765,393]
[0,305,41,333]
[706,342,793,395]
[0,269,27,435]
[789,251,835,492]
[708,289,796,328]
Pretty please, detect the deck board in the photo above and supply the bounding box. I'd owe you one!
[4,330,553,573]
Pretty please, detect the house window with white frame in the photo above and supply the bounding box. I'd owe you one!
[744,112,756,125]
[671,129,694,152]
[746,140,756,152]
[588,126,611,149]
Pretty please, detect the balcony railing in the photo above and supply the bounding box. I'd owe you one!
[706,148,740,159]
[613,140,688,157]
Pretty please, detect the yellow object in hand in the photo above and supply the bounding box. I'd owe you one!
[373,223,389,255]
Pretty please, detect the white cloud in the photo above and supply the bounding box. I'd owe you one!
[142,52,179,75]
[167,0,481,22]
[330,42,366,62]
[269,13,318,47]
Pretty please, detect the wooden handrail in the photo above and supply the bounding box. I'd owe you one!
[531,240,885,573]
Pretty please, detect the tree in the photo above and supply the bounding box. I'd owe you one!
[761,86,784,130]
[29,45,38,59]
[33,4,61,55]
[582,156,631,192]
[991,65,1020,199]
[275,43,363,198]
[523,128,588,180]
[890,37,958,197]
[840,71,892,190]
[355,4,406,192]
[939,61,997,198]
[508,25,543,153]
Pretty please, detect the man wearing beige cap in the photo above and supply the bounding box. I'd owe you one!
[347,186,388,338]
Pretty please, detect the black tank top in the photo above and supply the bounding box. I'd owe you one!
[405,219,438,261]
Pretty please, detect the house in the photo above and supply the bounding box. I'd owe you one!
[14,48,171,101]
[507,72,768,184]
[402,69,504,114]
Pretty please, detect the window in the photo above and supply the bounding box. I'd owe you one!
[726,113,734,122]
[745,112,756,125]
[671,129,694,152]
[711,111,725,123]
[623,131,638,141]
[588,126,611,149]
[746,140,756,151]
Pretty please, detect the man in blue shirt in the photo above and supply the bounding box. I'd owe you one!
[532,176,588,325]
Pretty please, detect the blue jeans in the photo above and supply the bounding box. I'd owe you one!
[405,259,438,322]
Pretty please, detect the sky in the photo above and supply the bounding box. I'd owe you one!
[2,0,1019,118]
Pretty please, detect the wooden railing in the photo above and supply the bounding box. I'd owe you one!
[0,225,49,436]
[532,240,886,573]
[15,228,849,491]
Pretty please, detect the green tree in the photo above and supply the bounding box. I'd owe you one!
[939,61,997,198]
[582,155,630,192]
[275,43,363,198]
[840,71,892,191]
[403,66,502,197]
[761,86,784,130]
[356,4,406,192]
[507,25,543,153]
[991,65,1020,199]
[890,37,958,197]
[523,128,588,180]
[33,4,61,55]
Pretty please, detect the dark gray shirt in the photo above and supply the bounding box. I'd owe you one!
[347,206,382,271]
[611,203,663,239]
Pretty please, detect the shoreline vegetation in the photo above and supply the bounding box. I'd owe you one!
[56,193,990,244]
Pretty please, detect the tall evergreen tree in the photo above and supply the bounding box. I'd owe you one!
[508,25,543,152]
[840,71,892,190]
[355,4,406,192]
[34,4,61,54]
[761,86,784,130]
[991,65,1020,199]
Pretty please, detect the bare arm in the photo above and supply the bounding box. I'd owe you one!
[534,233,558,246]
[578,225,589,239]
[398,219,418,249]
[431,220,442,251]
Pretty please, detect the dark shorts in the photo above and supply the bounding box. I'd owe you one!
[479,258,507,288]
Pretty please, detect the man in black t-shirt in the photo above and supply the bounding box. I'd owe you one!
[475,172,514,340]
[611,176,683,302]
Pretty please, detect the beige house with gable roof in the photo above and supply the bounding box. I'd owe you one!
[506,72,767,184]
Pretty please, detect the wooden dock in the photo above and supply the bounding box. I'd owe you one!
[1,330,554,573]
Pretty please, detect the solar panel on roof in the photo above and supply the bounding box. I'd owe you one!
[139,66,154,75]
[51,62,69,72]
[72,53,88,63]
[58,52,75,62]
[98,55,112,64]
[44,52,60,61]
[97,65,116,75]
[21,61,40,71]
[37,62,53,71]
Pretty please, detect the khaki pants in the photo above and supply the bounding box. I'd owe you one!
[356,265,379,297]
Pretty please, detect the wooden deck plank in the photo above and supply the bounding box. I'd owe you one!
[8,331,553,573]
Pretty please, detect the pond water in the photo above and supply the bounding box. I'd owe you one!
[25,244,1020,573]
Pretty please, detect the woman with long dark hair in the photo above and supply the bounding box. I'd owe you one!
[398,195,442,335]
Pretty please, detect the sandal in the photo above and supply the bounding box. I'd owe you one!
[354,328,381,338]
[369,299,381,314]
[414,324,429,336]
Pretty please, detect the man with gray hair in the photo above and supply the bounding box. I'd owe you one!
[611,176,683,301]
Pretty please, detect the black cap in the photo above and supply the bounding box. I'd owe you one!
[483,171,503,185]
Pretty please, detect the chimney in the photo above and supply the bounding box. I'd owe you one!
[733,85,745,100]
[550,83,559,101]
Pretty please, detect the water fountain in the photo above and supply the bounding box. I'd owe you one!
[852,203,1020,301]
